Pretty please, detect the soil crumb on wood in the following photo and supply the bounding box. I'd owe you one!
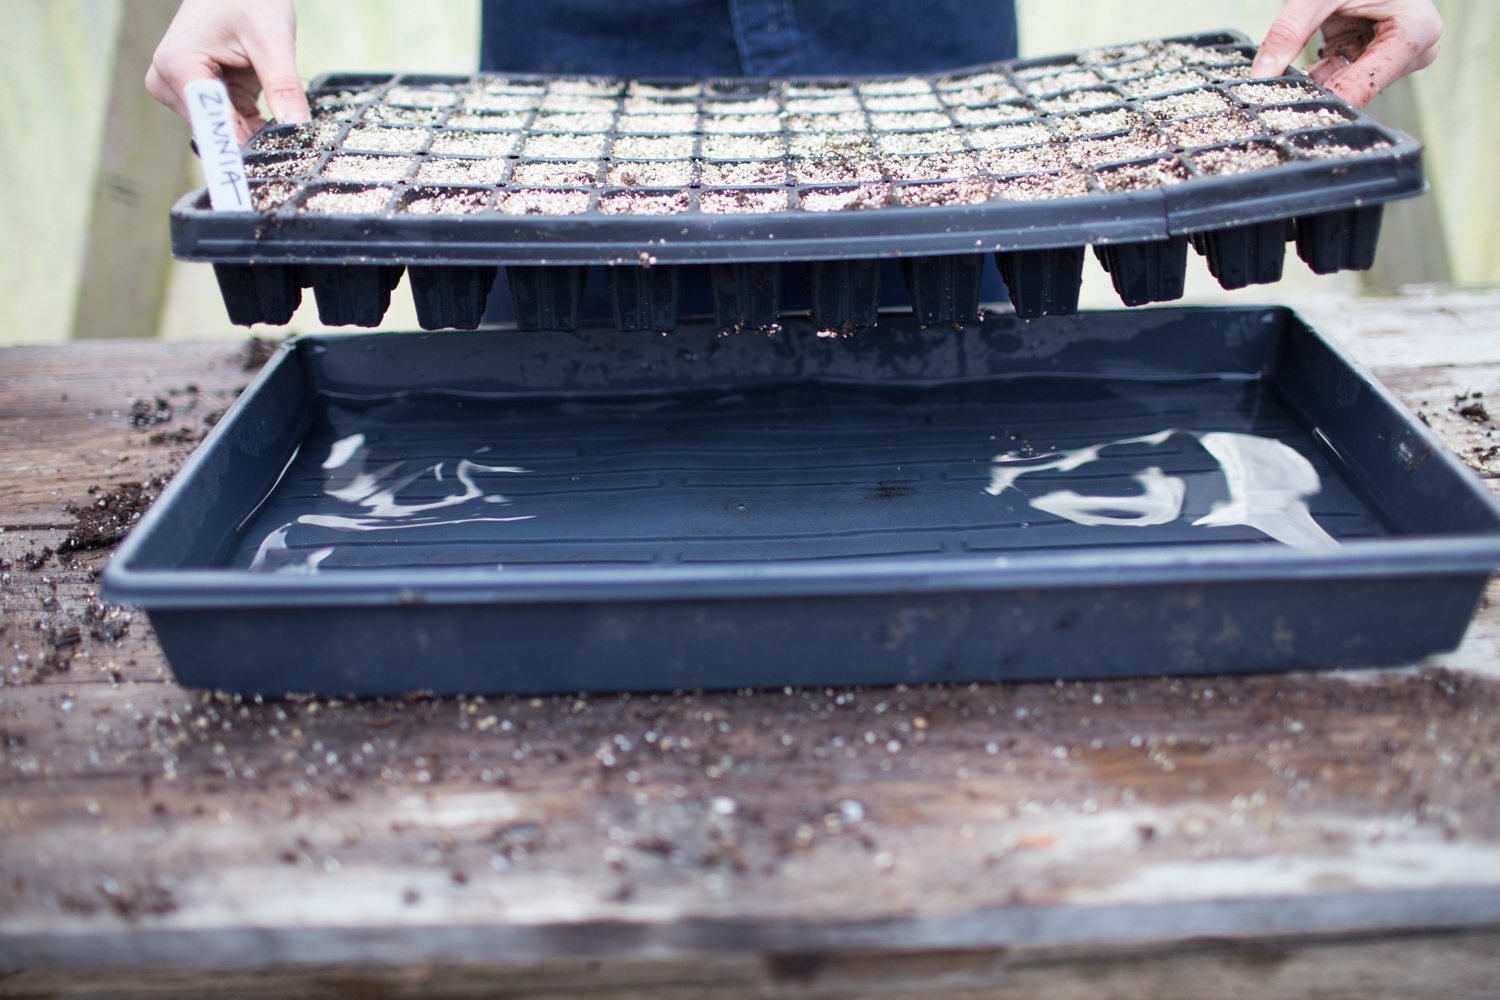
[128,397,173,427]
[241,336,281,371]
[59,479,165,554]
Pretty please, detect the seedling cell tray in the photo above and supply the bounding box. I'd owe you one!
[104,308,1500,697]
[171,32,1425,331]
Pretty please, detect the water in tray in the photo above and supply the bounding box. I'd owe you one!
[234,374,1391,573]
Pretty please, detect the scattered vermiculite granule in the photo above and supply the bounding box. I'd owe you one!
[1232,81,1325,105]
[343,125,430,153]
[510,160,600,186]
[784,111,867,132]
[897,178,996,206]
[881,151,980,181]
[301,185,394,214]
[1258,106,1350,132]
[1141,90,1231,120]
[611,135,696,159]
[249,122,342,152]
[1295,137,1392,159]
[859,76,931,96]
[864,93,943,112]
[482,79,545,95]
[443,110,528,131]
[403,187,490,214]
[1025,68,1102,95]
[976,143,1069,175]
[1169,43,1251,68]
[702,135,785,159]
[310,102,358,122]
[531,112,615,133]
[598,190,691,215]
[704,97,779,115]
[1067,132,1170,166]
[1192,142,1288,176]
[628,81,699,98]
[321,153,413,182]
[414,157,510,184]
[784,81,855,98]
[939,80,1022,106]
[466,92,538,112]
[621,97,698,114]
[1096,157,1191,192]
[430,131,519,156]
[699,160,787,186]
[607,160,696,186]
[870,111,951,131]
[1163,111,1261,147]
[245,151,319,179]
[1209,65,1257,81]
[386,86,461,108]
[876,130,966,154]
[1049,108,1146,139]
[700,188,791,214]
[799,184,892,212]
[522,133,608,158]
[703,114,783,134]
[363,105,445,127]
[1097,52,1188,80]
[618,113,698,134]
[1014,60,1079,81]
[494,188,592,215]
[783,96,862,114]
[951,103,1034,126]
[792,155,883,184]
[548,77,623,96]
[968,121,1053,149]
[1084,42,1157,64]
[249,180,299,212]
[538,93,617,113]
[1034,89,1122,114]
[1116,71,1205,98]
[995,170,1090,201]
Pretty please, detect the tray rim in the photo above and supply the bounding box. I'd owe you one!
[167,29,1426,267]
[102,306,1500,610]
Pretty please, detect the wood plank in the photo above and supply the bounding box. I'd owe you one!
[4,294,1500,993]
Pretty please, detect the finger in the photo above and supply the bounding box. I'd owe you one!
[1306,55,1348,87]
[149,49,255,142]
[244,30,309,124]
[1252,0,1336,78]
[1323,14,1441,108]
[145,63,188,120]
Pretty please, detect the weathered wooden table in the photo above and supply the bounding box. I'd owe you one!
[4,289,1500,999]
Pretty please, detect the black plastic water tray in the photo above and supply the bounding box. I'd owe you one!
[171,31,1424,332]
[104,308,1500,697]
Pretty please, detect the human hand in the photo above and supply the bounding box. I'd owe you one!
[1250,0,1441,108]
[146,0,311,146]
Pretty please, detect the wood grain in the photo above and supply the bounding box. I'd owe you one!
[4,294,1500,997]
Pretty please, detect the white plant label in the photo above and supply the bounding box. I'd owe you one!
[185,79,252,211]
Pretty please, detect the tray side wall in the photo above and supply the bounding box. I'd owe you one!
[147,573,1487,697]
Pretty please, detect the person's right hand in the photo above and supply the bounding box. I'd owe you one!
[1250,0,1441,108]
[146,0,311,146]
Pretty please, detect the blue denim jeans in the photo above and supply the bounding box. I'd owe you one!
[478,0,1019,323]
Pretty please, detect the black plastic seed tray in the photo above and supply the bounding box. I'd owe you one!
[104,307,1500,697]
[172,31,1423,332]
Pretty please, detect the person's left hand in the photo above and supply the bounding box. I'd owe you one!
[1250,0,1441,108]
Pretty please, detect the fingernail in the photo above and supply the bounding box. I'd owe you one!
[1250,56,1278,78]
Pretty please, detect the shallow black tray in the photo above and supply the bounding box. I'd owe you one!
[104,308,1500,697]
[172,31,1424,331]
